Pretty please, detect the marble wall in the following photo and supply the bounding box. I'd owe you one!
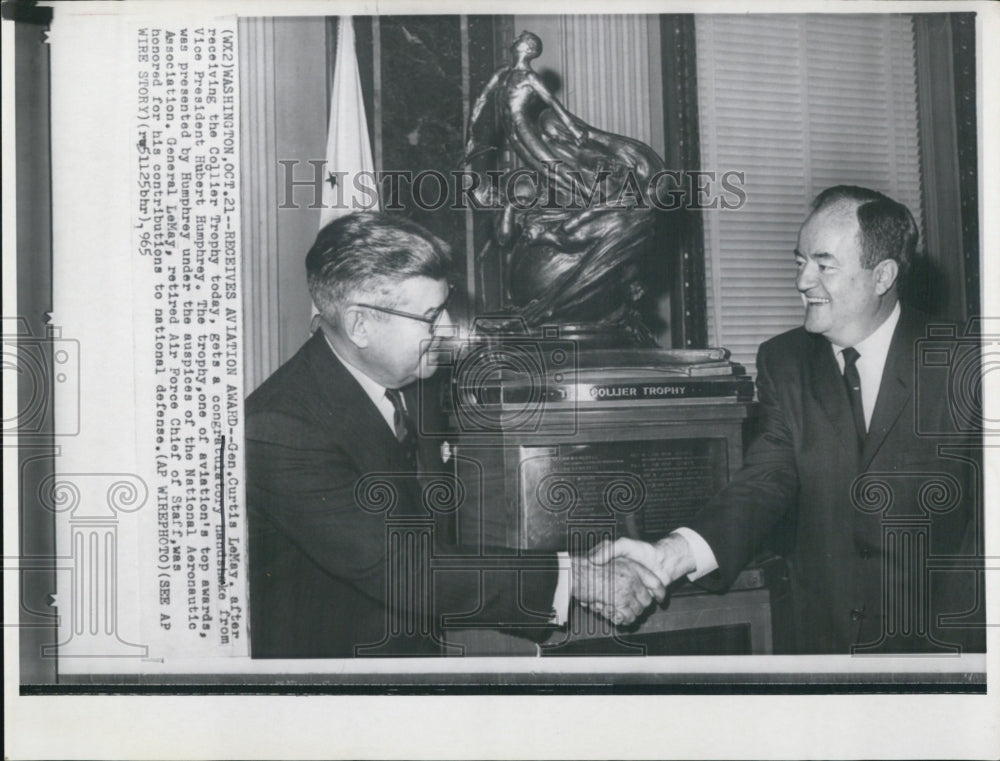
[352,16,508,317]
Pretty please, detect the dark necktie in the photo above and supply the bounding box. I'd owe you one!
[842,347,866,450]
[384,388,418,467]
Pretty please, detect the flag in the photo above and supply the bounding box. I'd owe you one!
[320,16,378,230]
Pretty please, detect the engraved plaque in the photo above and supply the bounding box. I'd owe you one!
[518,438,729,550]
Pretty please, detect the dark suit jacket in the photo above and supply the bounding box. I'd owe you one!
[245,332,559,657]
[690,306,984,653]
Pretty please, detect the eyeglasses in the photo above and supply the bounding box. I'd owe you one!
[353,285,454,332]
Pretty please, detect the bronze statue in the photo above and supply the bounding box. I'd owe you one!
[464,31,666,342]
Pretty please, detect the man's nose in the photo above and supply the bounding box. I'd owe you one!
[796,261,817,292]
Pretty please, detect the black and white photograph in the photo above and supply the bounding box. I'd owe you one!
[4,1,997,758]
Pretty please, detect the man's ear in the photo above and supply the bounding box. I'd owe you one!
[873,258,899,296]
[341,306,370,348]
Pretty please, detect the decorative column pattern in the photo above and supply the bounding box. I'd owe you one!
[41,474,148,658]
[851,471,964,654]
[536,472,646,655]
[352,472,457,656]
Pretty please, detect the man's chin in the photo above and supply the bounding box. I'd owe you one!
[802,309,828,335]
[415,361,439,380]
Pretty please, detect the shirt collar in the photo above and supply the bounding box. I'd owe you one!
[830,301,901,363]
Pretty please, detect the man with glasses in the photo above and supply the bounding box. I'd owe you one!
[245,212,659,657]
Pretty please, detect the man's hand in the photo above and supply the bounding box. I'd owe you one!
[590,534,697,590]
[570,554,666,626]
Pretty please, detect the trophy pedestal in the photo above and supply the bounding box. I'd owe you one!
[432,345,787,655]
[439,340,752,551]
[449,396,750,552]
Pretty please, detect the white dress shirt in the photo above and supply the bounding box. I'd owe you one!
[321,334,571,625]
[830,301,901,431]
[678,301,902,581]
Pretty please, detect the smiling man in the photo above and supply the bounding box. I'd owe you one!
[597,186,984,654]
[244,212,658,657]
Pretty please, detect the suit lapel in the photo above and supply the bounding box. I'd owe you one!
[861,309,915,468]
[304,332,404,466]
[806,332,860,460]
[304,333,427,519]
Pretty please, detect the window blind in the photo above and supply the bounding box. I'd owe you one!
[695,14,923,377]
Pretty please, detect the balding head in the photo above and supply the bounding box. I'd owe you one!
[810,185,918,284]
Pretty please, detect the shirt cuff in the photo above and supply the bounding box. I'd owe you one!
[671,527,719,581]
[550,551,572,625]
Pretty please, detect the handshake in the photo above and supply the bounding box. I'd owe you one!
[570,534,698,626]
